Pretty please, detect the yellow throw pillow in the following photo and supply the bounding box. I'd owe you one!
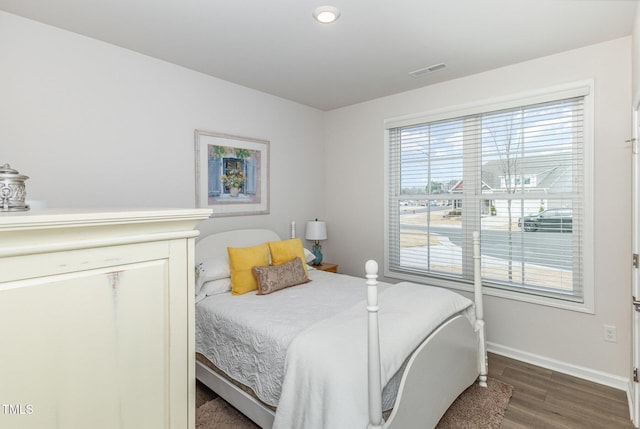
[227,243,270,295]
[268,238,309,276]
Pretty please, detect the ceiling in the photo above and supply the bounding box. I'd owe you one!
[0,0,637,111]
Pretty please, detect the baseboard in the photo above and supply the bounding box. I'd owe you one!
[487,342,629,392]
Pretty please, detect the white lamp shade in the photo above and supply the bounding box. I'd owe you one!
[305,220,327,241]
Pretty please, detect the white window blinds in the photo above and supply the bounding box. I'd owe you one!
[386,89,589,303]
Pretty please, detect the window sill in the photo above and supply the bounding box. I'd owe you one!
[384,269,594,314]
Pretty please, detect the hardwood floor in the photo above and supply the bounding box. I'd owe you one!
[489,352,634,428]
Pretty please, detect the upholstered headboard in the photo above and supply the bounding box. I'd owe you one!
[195,229,281,264]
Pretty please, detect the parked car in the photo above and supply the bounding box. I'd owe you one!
[518,208,573,232]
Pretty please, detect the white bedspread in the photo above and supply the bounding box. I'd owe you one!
[195,270,392,406]
[272,282,474,429]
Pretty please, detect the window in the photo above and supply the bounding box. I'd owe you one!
[385,82,593,311]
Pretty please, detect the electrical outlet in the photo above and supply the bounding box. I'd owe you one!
[604,325,617,343]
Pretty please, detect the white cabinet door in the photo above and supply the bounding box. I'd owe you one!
[0,249,174,429]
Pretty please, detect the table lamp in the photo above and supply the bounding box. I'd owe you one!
[305,219,327,265]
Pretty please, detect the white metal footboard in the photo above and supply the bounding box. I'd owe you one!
[473,231,488,387]
[366,231,487,429]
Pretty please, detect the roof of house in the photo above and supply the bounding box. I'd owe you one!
[447,153,573,193]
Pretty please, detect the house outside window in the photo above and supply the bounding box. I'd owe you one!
[384,82,593,311]
[499,175,535,188]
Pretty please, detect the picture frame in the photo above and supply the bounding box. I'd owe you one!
[195,130,270,217]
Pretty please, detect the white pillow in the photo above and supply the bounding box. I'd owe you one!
[304,248,316,264]
[195,278,232,303]
[199,258,232,281]
[195,258,231,295]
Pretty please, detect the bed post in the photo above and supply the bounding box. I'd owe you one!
[365,260,384,429]
[473,231,488,387]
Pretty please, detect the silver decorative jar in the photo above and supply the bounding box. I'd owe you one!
[0,164,29,211]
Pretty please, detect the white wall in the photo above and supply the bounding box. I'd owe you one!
[0,11,325,240]
[325,37,632,382]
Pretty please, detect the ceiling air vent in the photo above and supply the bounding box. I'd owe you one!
[409,63,447,78]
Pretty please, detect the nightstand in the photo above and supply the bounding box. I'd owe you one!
[312,262,338,273]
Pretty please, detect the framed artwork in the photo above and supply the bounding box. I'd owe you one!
[195,130,270,217]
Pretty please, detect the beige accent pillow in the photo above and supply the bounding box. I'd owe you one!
[252,257,310,295]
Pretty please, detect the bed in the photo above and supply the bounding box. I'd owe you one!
[194,229,487,429]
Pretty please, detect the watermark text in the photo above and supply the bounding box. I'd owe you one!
[2,404,33,415]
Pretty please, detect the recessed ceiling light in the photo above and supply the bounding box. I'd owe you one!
[409,63,447,78]
[313,6,340,24]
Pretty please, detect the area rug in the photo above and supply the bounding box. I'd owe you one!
[196,378,512,429]
[435,378,512,428]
